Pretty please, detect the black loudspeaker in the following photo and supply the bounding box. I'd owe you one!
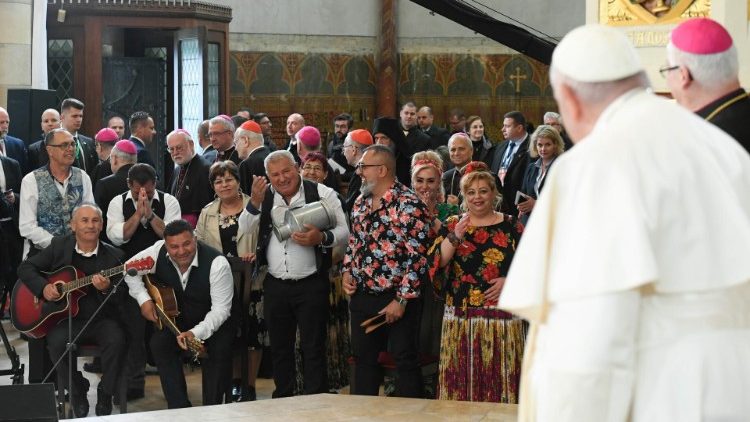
[6,89,58,146]
[0,383,59,421]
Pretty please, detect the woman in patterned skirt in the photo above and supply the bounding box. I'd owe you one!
[431,168,526,403]
[195,160,268,401]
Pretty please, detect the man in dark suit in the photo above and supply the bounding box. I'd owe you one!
[417,106,450,149]
[166,129,213,227]
[128,111,157,168]
[491,111,531,217]
[0,155,22,313]
[236,120,270,194]
[398,102,431,187]
[341,129,372,214]
[26,109,61,172]
[327,113,354,181]
[17,204,129,417]
[0,107,29,173]
[60,98,98,175]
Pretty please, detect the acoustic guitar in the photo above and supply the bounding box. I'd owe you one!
[10,257,154,339]
[143,274,207,360]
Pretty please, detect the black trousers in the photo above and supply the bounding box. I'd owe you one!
[46,317,127,396]
[150,319,234,409]
[121,297,146,391]
[264,273,329,397]
[349,291,423,398]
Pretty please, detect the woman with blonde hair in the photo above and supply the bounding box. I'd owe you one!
[517,124,564,224]
[431,168,525,403]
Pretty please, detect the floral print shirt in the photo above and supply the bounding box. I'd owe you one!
[343,181,431,299]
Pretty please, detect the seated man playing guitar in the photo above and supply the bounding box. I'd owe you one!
[16,203,131,417]
[124,219,235,409]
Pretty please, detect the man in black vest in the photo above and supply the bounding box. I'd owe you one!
[0,155,21,313]
[166,129,213,228]
[104,162,180,399]
[124,220,235,408]
[17,204,128,417]
[239,150,349,397]
[105,163,181,259]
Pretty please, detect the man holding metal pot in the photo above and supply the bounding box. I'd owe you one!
[238,150,348,398]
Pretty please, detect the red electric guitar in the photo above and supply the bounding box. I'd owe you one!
[10,257,154,339]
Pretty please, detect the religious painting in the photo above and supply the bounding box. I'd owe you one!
[601,0,710,26]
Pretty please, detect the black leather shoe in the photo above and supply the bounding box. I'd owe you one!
[240,386,256,402]
[95,386,113,416]
[230,379,242,402]
[71,378,90,418]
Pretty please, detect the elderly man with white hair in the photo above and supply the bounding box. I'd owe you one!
[542,111,572,151]
[239,149,348,398]
[500,24,750,422]
[166,129,213,227]
[663,17,750,152]
[235,119,270,194]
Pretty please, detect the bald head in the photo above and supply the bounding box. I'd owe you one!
[0,107,9,137]
[286,113,305,137]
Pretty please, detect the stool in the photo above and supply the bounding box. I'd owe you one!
[63,343,128,414]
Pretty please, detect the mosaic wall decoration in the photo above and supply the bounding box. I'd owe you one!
[230,51,559,147]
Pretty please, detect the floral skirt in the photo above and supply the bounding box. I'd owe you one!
[437,305,526,403]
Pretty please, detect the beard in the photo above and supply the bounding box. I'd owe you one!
[359,178,376,197]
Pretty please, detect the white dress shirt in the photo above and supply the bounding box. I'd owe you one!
[124,239,233,340]
[106,190,182,246]
[18,168,94,258]
[238,176,348,280]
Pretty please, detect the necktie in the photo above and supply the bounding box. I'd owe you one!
[503,143,516,168]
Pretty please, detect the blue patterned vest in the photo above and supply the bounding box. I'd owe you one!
[33,166,85,237]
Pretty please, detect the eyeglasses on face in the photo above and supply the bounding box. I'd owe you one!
[47,142,76,150]
[658,65,680,78]
[355,162,384,171]
[302,164,325,172]
[342,144,358,150]
[208,130,231,138]
[167,144,187,153]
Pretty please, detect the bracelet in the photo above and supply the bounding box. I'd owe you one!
[447,232,462,247]
[395,296,408,307]
[146,213,155,223]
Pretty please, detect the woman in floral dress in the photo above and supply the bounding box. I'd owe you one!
[432,169,526,403]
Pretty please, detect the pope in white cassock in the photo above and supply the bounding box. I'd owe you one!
[499,24,750,422]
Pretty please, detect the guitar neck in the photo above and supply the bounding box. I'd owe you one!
[154,305,182,337]
[60,264,126,294]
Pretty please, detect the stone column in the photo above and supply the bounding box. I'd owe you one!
[0,0,34,107]
[376,0,397,118]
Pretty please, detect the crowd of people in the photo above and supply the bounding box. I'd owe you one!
[0,16,748,422]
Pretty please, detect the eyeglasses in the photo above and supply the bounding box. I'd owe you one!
[355,162,384,171]
[658,65,680,78]
[208,130,230,138]
[302,164,325,172]
[47,142,76,150]
[342,144,358,150]
[167,144,187,153]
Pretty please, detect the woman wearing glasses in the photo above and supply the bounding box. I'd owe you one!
[195,161,265,401]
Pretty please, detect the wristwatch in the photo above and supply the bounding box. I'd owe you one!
[447,232,462,247]
[395,296,408,307]
[145,213,155,223]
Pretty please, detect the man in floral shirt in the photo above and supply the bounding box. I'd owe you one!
[342,144,431,398]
